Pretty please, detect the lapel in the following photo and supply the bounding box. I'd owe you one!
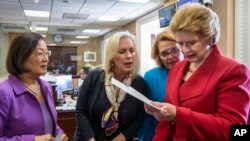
[167,60,188,106]
[167,45,223,105]
[38,79,57,124]
[9,75,28,96]
[179,45,222,103]
[9,75,57,135]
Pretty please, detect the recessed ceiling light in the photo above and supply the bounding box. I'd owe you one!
[24,10,49,17]
[98,16,120,21]
[29,27,48,31]
[41,34,47,37]
[75,36,89,39]
[47,43,56,46]
[120,0,150,3]
[70,41,82,44]
[83,29,100,33]
[36,27,48,31]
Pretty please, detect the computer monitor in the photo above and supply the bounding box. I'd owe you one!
[158,3,176,28]
[55,75,73,91]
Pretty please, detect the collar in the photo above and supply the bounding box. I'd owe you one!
[8,75,51,96]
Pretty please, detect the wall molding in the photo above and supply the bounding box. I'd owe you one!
[235,0,250,67]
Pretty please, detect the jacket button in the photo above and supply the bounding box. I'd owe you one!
[171,121,175,125]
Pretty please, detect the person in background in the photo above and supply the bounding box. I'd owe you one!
[72,67,91,100]
[0,32,68,141]
[47,61,56,73]
[55,61,65,74]
[75,31,147,141]
[78,67,91,88]
[145,4,250,141]
[137,29,182,141]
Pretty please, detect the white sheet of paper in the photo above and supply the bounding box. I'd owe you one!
[111,78,161,111]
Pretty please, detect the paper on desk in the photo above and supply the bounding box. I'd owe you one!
[111,78,161,111]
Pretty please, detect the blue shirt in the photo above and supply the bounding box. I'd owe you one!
[138,67,168,141]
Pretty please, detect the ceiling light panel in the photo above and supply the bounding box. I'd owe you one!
[98,16,120,21]
[83,29,100,33]
[70,41,82,44]
[37,27,48,31]
[75,36,89,39]
[24,10,50,17]
[30,27,48,31]
[41,34,47,37]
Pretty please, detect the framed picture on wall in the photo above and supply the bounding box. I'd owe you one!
[84,51,96,62]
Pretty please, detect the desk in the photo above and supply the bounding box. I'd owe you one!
[57,109,76,141]
[51,80,78,141]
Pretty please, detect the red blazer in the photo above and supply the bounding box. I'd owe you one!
[153,45,250,141]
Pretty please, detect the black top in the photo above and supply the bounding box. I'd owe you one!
[75,70,148,141]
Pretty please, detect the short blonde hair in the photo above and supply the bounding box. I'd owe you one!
[104,31,139,78]
[151,28,176,67]
[169,4,220,44]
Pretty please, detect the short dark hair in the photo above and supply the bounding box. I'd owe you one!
[82,67,91,74]
[6,32,43,75]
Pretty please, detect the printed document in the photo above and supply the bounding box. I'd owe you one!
[111,78,161,111]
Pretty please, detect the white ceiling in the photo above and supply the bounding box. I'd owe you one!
[0,0,164,38]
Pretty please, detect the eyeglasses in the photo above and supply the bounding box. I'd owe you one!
[159,48,180,58]
[176,40,199,48]
[32,49,51,57]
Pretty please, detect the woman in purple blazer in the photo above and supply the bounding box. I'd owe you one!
[0,32,68,141]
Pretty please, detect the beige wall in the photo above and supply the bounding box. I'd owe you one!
[121,21,136,35]
[212,0,234,57]
[76,37,101,72]
[0,30,8,77]
[45,34,101,72]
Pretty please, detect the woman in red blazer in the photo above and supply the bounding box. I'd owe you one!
[145,4,250,141]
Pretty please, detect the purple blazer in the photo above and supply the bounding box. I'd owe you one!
[0,75,63,141]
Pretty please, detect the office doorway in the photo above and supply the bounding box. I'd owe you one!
[136,10,163,76]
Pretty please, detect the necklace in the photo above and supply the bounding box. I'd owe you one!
[24,81,40,95]
[187,68,195,73]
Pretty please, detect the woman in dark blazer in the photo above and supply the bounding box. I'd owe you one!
[145,4,250,141]
[75,31,147,141]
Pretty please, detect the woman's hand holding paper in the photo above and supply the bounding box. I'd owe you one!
[144,101,176,121]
